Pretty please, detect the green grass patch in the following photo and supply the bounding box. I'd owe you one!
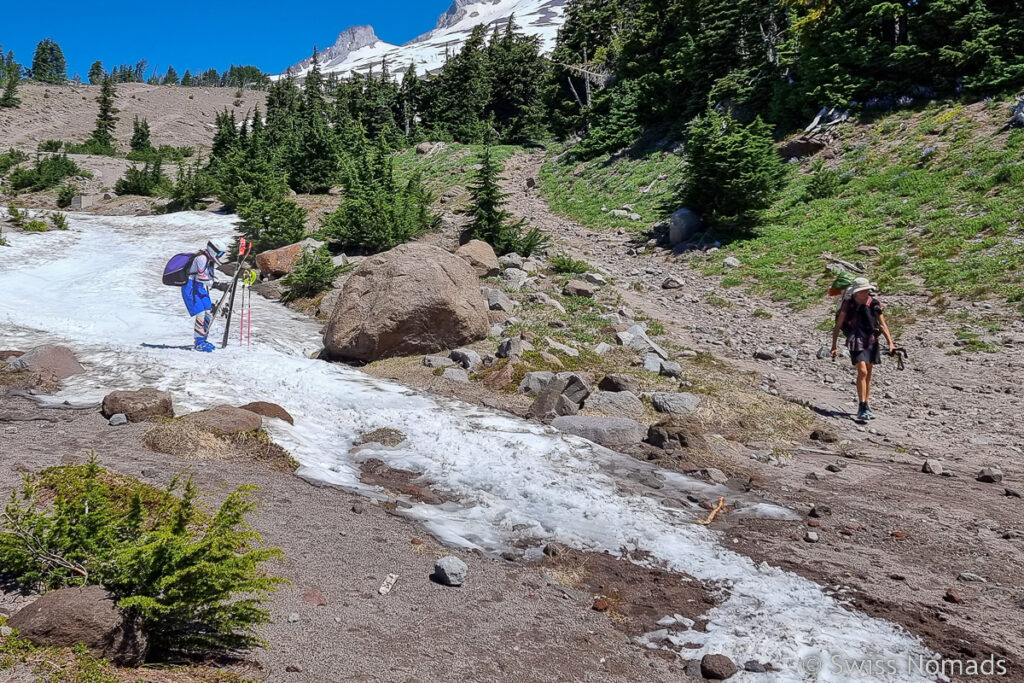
[392,143,519,199]
[550,254,593,274]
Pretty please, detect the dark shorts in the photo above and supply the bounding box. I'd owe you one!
[851,342,881,366]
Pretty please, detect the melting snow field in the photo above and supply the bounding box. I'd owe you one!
[0,211,938,680]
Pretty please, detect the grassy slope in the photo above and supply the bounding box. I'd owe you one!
[392,143,520,197]
[539,98,1024,311]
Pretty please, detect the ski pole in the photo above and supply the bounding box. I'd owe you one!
[221,238,253,349]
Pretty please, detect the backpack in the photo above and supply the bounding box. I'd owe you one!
[162,251,204,286]
[841,297,881,337]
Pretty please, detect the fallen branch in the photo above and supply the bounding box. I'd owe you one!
[697,496,726,525]
[822,253,865,273]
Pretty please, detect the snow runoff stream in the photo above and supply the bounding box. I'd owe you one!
[0,211,937,680]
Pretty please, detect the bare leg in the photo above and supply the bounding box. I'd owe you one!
[864,363,874,403]
[855,362,870,403]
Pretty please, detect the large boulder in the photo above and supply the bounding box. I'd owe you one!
[550,416,646,447]
[583,391,645,420]
[455,240,500,278]
[181,405,263,435]
[323,243,489,362]
[8,585,147,666]
[255,243,303,279]
[7,345,84,381]
[101,389,174,422]
[651,392,701,415]
[668,208,702,245]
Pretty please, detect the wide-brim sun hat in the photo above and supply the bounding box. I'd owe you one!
[847,277,876,295]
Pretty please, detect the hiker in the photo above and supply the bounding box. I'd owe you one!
[182,238,230,352]
[830,277,898,421]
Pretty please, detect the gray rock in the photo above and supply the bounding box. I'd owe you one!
[584,272,608,286]
[527,292,566,314]
[643,353,663,373]
[593,342,613,356]
[442,368,470,383]
[528,379,573,420]
[434,556,468,586]
[501,267,529,289]
[650,392,701,415]
[661,275,685,289]
[627,212,642,221]
[598,374,640,394]
[288,612,300,623]
[450,348,482,369]
[499,253,524,270]
[754,349,776,361]
[519,371,555,395]
[331,253,349,268]
[700,467,729,484]
[781,348,799,359]
[108,413,128,426]
[545,337,580,358]
[744,661,768,673]
[610,209,629,217]
[423,355,456,368]
[497,337,523,359]
[621,324,669,359]
[816,346,831,360]
[922,459,943,475]
[958,572,986,583]
[804,531,819,543]
[557,373,591,405]
[723,256,742,268]
[487,289,517,312]
[668,208,702,245]
[563,279,596,298]
[584,391,645,420]
[551,416,646,447]
[555,394,579,417]
[977,467,1003,483]
[659,360,682,378]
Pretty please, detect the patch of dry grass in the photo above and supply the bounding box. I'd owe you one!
[143,420,228,459]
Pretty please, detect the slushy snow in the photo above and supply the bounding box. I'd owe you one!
[0,210,937,680]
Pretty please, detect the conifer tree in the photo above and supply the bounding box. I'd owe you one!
[181,69,194,86]
[486,16,548,142]
[30,39,66,84]
[88,61,105,84]
[422,25,492,142]
[465,129,546,256]
[130,116,152,153]
[285,49,341,193]
[163,65,179,85]
[0,50,20,109]
[86,77,119,154]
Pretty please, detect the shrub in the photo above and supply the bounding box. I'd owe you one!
[21,220,48,232]
[677,109,787,232]
[38,139,63,153]
[0,148,28,176]
[49,212,68,230]
[114,161,172,197]
[550,254,592,274]
[5,204,28,226]
[56,183,76,208]
[9,154,85,192]
[802,160,844,201]
[165,161,215,212]
[237,196,306,253]
[126,145,195,163]
[0,457,285,657]
[281,247,351,301]
[465,143,547,256]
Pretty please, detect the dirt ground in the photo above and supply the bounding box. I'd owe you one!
[0,392,693,682]
[497,151,1024,679]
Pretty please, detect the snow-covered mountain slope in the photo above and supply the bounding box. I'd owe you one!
[0,209,937,680]
[282,0,566,80]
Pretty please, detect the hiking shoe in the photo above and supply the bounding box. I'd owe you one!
[856,408,869,422]
[194,337,215,353]
[863,408,877,420]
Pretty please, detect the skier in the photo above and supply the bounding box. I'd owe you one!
[182,238,231,352]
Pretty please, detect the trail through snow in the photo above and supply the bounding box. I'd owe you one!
[0,211,937,680]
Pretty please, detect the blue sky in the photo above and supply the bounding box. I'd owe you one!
[2,0,452,78]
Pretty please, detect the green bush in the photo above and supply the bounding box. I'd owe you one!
[127,145,196,164]
[0,148,28,176]
[49,212,68,230]
[550,254,592,274]
[5,205,28,226]
[237,196,306,253]
[281,247,351,301]
[9,154,85,192]
[21,220,48,232]
[0,457,285,657]
[165,161,215,212]
[38,139,63,152]
[114,161,172,197]
[56,183,76,208]
[66,139,116,156]
[322,141,435,252]
[802,160,845,201]
[465,143,547,256]
[677,109,787,232]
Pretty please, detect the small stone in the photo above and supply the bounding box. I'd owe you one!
[701,653,738,680]
[286,664,303,673]
[643,354,662,373]
[808,505,831,518]
[744,660,767,673]
[977,467,1003,483]
[957,572,986,583]
[804,531,819,543]
[650,392,701,415]
[810,429,838,443]
[442,367,470,383]
[563,279,596,298]
[922,459,943,475]
[542,542,565,557]
[593,342,613,356]
[659,360,682,378]
[754,349,776,361]
[1006,488,1022,498]
[497,337,523,359]
[0,625,12,638]
[592,597,609,612]
[487,288,517,312]
[661,275,684,289]
[825,463,842,473]
[351,503,365,514]
[450,348,482,370]
[723,256,741,268]
[411,538,424,545]
[807,519,820,527]
[422,355,456,368]
[816,346,831,360]
[288,612,300,623]
[434,556,469,586]
[944,588,964,604]
[108,413,128,426]
[584,272,608,286]
[891,531,907,540]
[545,337,579,358]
